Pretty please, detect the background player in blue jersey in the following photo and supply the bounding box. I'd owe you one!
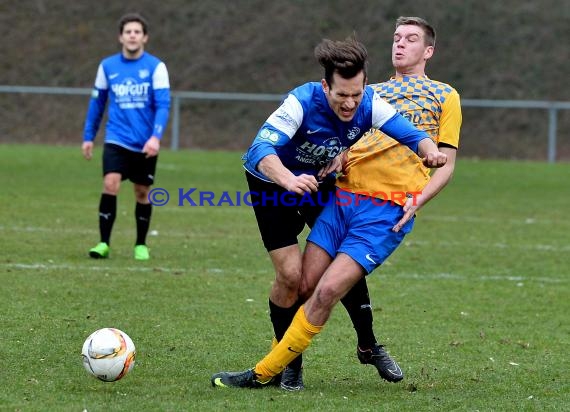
[81,13,170,261]
[242,36,438,390]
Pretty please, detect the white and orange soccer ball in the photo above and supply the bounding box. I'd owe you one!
[81,328,136,382]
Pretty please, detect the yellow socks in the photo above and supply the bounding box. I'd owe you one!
[254,305,322,382]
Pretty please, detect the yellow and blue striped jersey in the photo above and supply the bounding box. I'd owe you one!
[337,75,462,204]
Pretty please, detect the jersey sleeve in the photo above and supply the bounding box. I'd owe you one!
[151,62,171,138]
[378,112,431,154]
[370,92,397,128]
[83,63,109,142]
[243,94,303,171]
[438,89,462,148]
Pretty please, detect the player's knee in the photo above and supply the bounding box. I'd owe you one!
[313,283,339,309]
[134,191,148,203]
[298,277,315,301]
[275,268,302,292]
[133,185,150,202]
[103,184,119,195]
[103,175,121,194]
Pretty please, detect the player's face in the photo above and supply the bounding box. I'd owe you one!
[392,24,433,74]
[322,71,366,122]
[119,22,148,57]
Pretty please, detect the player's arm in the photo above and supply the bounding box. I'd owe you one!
[418,137,447,168]
[258,155,319,194]
[392,146,456,232]
[412,146,457,210]
[144,62,171,158]
[413,89,462,203]
[317,149,346,179]
[245,94,318,194]
[82,63,109,160]
[393,90,462,232]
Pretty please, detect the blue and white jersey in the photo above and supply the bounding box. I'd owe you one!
[243,82,429,181]
[83,52,170,152]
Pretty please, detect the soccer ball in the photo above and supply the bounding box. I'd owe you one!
[81,328,136,382]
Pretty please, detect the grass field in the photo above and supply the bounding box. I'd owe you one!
[0,144,568,411]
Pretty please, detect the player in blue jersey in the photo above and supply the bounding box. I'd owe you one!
[242,36,439,390]
[81,13,170,261]
[211,17,461,391]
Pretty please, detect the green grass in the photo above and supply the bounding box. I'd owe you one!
[0,144,568,411]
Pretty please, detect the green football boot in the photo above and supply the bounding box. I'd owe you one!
[89,242,110,259]
[134,245,150,261]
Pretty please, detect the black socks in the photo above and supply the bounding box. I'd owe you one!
[135,202,152,245]
[341,277,377,349]
[98,193,116,244]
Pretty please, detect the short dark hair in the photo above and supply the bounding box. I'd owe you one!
[118,13,149,35]
[314,35,368,87]
[396,16,436,48]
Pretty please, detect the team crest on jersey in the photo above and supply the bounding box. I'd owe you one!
[347,127,360,140]
[139,69,150,79]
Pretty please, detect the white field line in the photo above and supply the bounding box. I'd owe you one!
[375,272,567,284]
[4,262,188,274]
[138,208,570,227]
[420,215,570,226]
[0,225,247,239]
[3,263,567,284]
[1,225,569,252]
[401,239,570,252]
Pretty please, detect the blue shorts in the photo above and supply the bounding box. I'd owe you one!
[307,188,415,274]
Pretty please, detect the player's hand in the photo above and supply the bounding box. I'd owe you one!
[284,173,319,195]
[317,150,348,180]
[392,196,420,232]
[422,151,447,168]
[143,136,160,158]
[82,141,94,160]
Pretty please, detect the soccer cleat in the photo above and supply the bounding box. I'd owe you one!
[267,372,282,387]
[211,369,274,389]
[134,245,150,260]
[357,344,404,383]
[89,242,109,259]
[280,366,304,391]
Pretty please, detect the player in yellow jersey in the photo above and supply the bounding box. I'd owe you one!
[336,15,462,383]
[211,16,461,389]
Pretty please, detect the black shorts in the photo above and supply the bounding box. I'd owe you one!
[245,171,336,251]
[102,143,157,186]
